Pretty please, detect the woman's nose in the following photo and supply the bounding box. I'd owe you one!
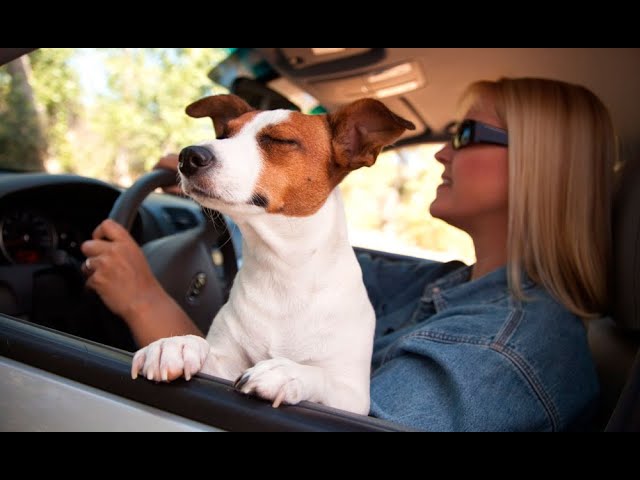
[434,143,452,165]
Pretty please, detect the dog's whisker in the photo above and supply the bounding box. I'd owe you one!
[216,223,236,252]
[199,208,238,257]
[203,207,224,233]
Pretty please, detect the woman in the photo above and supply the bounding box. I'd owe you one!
[82,77,616,431]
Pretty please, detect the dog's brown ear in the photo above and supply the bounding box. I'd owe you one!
[185,94,254,138]
[329,98,415,170]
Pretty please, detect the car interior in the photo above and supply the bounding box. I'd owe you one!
[1,48,639,431]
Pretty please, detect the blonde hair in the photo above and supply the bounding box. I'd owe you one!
[462,78,617,318]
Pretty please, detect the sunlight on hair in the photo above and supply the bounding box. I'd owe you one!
[340,143,476,265]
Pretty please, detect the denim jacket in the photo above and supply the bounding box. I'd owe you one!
[358,253,599,432]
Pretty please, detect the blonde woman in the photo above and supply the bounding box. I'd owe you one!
[83,78,615,431]
[362,77,614,431]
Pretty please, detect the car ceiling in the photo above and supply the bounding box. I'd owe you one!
[258,48,640,160]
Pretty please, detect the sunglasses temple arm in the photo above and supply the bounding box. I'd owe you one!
[480,124,509,146]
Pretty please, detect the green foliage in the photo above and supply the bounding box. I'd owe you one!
[341,144,475,263]
[1,48,228,182]
[339,151,401,230]
[0,48,474,262]
[0,48,80,172]
[81,48,228,182]
[30,49,81,172]
[0,60,44,171]
[0,83,44,171]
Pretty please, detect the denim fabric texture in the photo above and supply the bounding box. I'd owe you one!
[358,252,599,432]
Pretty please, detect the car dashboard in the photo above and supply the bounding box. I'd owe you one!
[0,172,412,431]
[0,178,124,267]
[0,172,208,344]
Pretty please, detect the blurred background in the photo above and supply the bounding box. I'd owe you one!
[0,48,474,264]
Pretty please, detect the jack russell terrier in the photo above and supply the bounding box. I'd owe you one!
[131,94,415,414]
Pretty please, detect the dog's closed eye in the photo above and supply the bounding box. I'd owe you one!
[259,134,300,148]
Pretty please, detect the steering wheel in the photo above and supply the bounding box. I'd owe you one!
[107,168,238,338]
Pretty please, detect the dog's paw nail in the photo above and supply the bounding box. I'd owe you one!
[161,369,168,382]
[235,373,250,390]
[272,389,286,408]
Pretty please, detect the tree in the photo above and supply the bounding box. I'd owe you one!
[0,55,47,171]
[86,48,228,184]
[0,49,81,172]
[28,48,81,172]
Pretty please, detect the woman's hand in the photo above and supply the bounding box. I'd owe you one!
[80,155,204,347]
[81,219,163,322]
[154,153,182,195]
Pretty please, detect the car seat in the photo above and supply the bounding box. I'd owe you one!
[587,157,640,431]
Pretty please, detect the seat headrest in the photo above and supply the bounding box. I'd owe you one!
[612,158,640,331]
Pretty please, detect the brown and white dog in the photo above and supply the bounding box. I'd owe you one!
[131,94,415,414]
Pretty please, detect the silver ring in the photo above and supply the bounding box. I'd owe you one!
[85,257,92,270]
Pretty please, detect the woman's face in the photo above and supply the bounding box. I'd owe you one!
[430,97,509,234]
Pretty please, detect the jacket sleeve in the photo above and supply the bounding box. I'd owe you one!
[369,334,554,431]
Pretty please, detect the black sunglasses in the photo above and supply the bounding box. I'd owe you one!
[451,119,508,150]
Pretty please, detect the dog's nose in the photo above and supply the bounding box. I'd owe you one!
[179,146,215,176]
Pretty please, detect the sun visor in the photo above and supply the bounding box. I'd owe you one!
[276,48,383,73]
[309,61,425,104]
[308,62,427,139]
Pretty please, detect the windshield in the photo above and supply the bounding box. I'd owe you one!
[0,48,474,264]
[0,48,232,177]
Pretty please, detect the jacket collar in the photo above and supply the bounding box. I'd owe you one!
[421,263,536,309]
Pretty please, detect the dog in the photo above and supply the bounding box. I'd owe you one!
[131,94,415,414]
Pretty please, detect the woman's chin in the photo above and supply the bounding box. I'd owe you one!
[429,200,447,220]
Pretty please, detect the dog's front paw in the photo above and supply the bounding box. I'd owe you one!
[234,357,312,407]
[131,334,210,382]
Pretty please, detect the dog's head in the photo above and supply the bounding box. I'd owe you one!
[179,94,415,216]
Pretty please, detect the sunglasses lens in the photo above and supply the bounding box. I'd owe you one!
[453,123,472,150]
[451,120,508,150]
